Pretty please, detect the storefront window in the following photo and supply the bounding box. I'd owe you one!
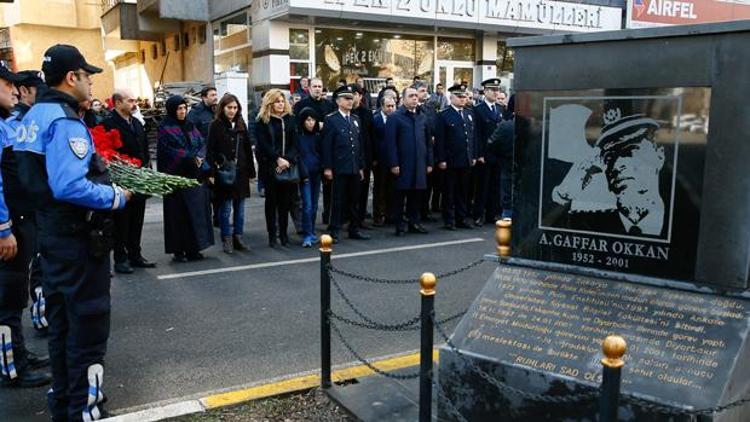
[290,29,311,92]
[437,38,475,62]
[314,28,434,93]
[497,40,514,73]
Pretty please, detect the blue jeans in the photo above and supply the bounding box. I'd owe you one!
[301,173,321,238]
[219,198,245,238]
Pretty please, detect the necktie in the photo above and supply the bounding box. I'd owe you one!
[491,104,495,115]
[459,109,465,121]
[346,115,351,125]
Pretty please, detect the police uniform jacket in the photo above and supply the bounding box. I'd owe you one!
[435,106,477,169]
[322,111,364,176]
[384,106,433,191]
[473,101,503,163]
[14,89,127,235]
[351,104,375,168]
[2,105,31,218]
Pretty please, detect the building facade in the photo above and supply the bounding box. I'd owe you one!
[101,0,626,106]
[0,0,114,100]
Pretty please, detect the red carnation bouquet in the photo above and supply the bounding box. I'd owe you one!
[90,125,198,196]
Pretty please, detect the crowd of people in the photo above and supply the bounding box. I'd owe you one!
[0,41,515,420]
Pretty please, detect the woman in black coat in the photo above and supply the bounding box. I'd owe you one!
[207,94,257,254]
[254,89,301,247]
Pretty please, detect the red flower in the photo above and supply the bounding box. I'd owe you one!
[89,125,142,167]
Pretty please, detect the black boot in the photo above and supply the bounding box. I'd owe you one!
[233,235,249,251]
[268,234,278,248]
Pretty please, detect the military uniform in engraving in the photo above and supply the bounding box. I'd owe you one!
[435,84,477,229]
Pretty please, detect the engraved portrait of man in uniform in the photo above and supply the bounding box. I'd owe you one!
[540,97,678,241]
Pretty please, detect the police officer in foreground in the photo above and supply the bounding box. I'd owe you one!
[322,85,370,243]
[0,62,52,389]
[8,70,48,337]
[15,44,132,421]
[435,83,477,230]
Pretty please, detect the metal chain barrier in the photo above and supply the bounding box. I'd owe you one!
[432,312,599,405]
[434,380,470,422]
[621,394,750,417]
[328,258,486,285]
[330,320,420,380]
[329,271,422,331]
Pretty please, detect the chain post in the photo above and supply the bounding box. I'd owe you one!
[599,335,627,422]
[419,272,437,422]
[496,219,512,257]
[320,234,333,389]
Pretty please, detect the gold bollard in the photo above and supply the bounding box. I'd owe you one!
[320,234,333,253]
[495,219,512,257]
[420,272,437,296]
[601,335,627,369]
[419,273,437,422]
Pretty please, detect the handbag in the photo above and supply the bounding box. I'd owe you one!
[216,133,240,188]
[270,120,300,184]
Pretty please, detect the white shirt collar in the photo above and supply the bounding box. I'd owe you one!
[485,99,497,109]
[381,111,388,121]
[339,110,350,118]
[451,105,463,113]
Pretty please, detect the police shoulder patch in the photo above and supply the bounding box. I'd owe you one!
[69,137,89,159]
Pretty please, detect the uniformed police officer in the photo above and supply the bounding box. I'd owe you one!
[0,62,52,389]
[7,70,48,336]
[322,85,370,242]
[471,78,504,226]
[15,44,132,421]
[434,84,477,230]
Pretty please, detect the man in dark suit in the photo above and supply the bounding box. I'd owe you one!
[350,84,375,227]
[385,87,433,235]
[294,77,336,225]
[435,84,477,230]
[322,86,370,242]
[472,78,504,226]
[372,95,397,226]
[103,89,156,273]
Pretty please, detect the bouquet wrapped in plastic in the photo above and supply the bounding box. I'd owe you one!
[89,125,199,196]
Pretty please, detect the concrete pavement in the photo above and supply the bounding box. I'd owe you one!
[0,196,496,421]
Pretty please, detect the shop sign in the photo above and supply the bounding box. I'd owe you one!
[253,0,290,22]
[627,0,750,28]
[289,0,622,32]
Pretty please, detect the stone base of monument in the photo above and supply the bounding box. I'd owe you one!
[326,365,438,421]
[438,259,750,422]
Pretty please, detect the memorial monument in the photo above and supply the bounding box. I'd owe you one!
[438,21,750,421]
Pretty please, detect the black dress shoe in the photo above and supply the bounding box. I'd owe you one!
[130,257,156,268]
[456,220,473,229]
[268,237,278,248]
[3,368,52,388]
[186,252,204,261]
[408,224,428,234]
[422,215,437,222]
[443,224,456,231]
[26,350,50,369]
[172,253,188,263]
[473,218,484,227]
[329,232,340,243]
[349,231,371,240]
[114,262,134,274]
[395,226,405,236]
[280,234,289,247]
[359,223,373,230]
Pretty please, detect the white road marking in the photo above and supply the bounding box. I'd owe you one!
[102,400,204,422]
[157,237,486,280]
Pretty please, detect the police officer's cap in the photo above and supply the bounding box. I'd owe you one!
[42,44,102,82]
[448,84,468,96]
[595,105,660,156]
[0,61,21,83]
[15,70,45,88]
[333,85,355,100]
[481,78,502,88]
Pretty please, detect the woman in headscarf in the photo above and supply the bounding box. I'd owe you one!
[157,95,214,262]
[254,89,301,248]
